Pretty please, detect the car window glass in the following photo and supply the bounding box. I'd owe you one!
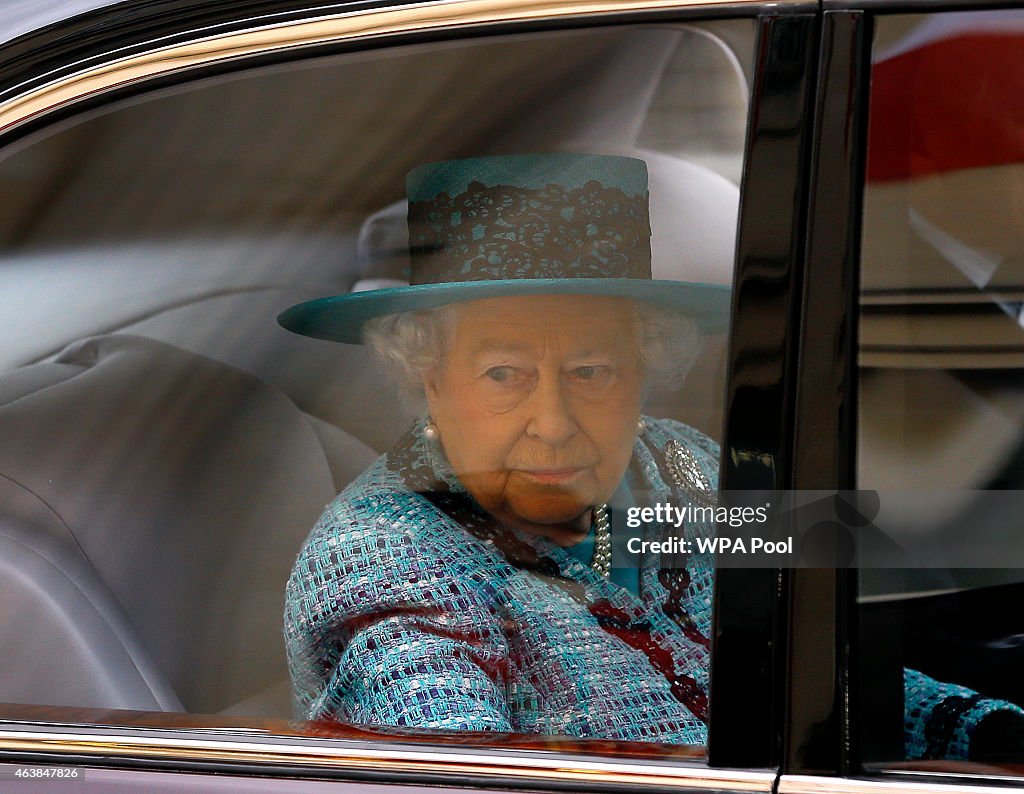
[0,22,752,751]
[857,9,1024,768]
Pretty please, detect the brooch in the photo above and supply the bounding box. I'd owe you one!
[665,440,717,508]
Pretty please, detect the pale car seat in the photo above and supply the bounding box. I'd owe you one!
[0,233,354,373]
[0,334,376,714]
[0,475,182,712]
[0,234,413,454]
[110,270,415,453]
[117,287,416,454]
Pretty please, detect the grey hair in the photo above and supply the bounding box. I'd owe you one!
[363,300,702,411]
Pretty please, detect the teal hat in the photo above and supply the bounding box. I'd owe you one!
[278,153,729,343]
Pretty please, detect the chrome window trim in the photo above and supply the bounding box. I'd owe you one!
[0,724,777,789]
[780,774,1024,794]
[0,0,802,139]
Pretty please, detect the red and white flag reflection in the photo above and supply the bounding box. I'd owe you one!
[868,11,1024,183]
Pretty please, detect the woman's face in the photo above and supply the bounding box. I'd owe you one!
[423,294,644,546]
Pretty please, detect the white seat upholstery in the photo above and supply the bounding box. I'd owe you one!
[0,334,376,714]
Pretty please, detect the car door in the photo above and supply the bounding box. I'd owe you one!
[781,3,1024,794]
[0,0,815,789]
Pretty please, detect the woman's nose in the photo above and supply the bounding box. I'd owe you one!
[524,374,578,445]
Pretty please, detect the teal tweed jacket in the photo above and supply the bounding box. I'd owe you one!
[284,418,1021,756]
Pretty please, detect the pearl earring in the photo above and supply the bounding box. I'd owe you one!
[636,417,646,432]
[423,421,439,440]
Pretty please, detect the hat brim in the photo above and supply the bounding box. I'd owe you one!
[277,278,731,344]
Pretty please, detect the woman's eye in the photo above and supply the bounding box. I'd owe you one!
[485,366,516,382]
[572,365,609,381]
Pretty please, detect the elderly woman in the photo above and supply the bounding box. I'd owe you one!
[282,153,717,742]
[281,153,1023,756]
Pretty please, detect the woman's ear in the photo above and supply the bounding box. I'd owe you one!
[422,368,441,413]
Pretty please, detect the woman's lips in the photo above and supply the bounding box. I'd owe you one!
[517,468,585,484]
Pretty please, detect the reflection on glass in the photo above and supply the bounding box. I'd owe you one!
[859,10,1024,764]
[0,23,751,747]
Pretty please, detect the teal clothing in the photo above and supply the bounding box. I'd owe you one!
[285,417,715,742]
[284,416,1024,757]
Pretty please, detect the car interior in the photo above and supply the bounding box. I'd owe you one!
[0,23,751,720]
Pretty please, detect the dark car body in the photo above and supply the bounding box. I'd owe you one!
[1,0,1023,790]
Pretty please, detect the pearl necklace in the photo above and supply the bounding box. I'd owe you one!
[591,504,611,577]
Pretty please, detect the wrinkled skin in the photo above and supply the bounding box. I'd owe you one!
[423,294,643,546]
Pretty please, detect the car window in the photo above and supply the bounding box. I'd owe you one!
[0,20,753,759]
[856,8,1024,769]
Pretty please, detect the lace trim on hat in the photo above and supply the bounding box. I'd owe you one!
[408,180,652,284]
